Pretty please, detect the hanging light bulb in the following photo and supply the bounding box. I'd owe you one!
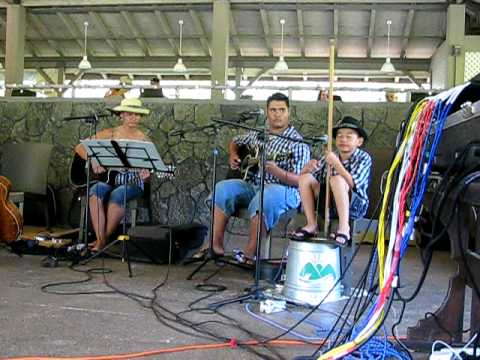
[380,20,395,73]
[274,19,288,72]
[173,19,187,72]
[78,21,92,70]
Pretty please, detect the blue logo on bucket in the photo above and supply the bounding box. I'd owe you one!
[299,262,337,283]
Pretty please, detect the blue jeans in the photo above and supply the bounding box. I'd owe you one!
[209,179,299,231]
[89,182,143,207]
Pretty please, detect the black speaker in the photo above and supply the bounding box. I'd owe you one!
[127,223,207,264]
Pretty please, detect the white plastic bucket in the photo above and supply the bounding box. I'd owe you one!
[282,238,342,305]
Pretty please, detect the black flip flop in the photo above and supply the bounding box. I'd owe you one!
[330,232,351,247]
[290,228,318,241]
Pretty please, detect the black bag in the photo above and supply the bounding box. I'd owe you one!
[127,223,207,264]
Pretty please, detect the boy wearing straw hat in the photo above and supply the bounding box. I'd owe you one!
[75,98,151,251]
[291,116,372,246]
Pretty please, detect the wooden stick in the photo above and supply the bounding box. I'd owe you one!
[324,39,335,235]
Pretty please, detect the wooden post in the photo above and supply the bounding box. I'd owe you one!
[324,39,335,235]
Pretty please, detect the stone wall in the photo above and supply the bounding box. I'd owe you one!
[0,98,410,227]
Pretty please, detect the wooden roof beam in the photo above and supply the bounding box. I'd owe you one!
[56,11,91,57]
[28,14,65,57]
[88,11,122,56]
[229,11,241,56]
[121,10,152,57]
[400,9,415,59]
[154,10,178,55]
[189,9,211,56]
[297,8,305,57]
[260,8,273,57]
[367,9,375,58]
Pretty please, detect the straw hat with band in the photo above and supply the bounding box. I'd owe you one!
[332,116,368,142]
[111,98,150,116]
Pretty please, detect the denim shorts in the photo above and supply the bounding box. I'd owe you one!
[318,188,368,220]
[208,179,299,231]
[89,182,143,207]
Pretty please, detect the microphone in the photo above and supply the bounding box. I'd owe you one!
[239,109,264,119]
[309,135,329,144]
[63,113,111,122]
[169,129,185,137]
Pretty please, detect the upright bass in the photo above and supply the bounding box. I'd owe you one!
[0,176,23,243]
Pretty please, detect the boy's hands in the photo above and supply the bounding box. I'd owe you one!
[325,151,342,171]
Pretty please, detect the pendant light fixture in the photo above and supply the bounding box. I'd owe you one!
[274,19,288,72]
[173,19,187,72]
[78,21,92,70]
[380,20,395,73]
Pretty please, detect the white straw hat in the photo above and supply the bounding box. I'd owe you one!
[111,98,150,115]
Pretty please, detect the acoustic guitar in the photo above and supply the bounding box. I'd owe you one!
[69,153,175,187]
[0,176,23,243]
[226,145,292,180]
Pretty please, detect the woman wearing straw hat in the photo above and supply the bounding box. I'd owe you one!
[75,98,151,251]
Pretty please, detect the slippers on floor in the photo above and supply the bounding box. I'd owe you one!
[232,249,256,266]
[289,227,318,241]
[330,232,351,247]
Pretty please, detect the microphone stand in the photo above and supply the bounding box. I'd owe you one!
[208,114,270,309]
[185,126,221,279]
[185,123,253,279]
[65,113,102,247]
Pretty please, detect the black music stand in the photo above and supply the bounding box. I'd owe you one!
[80,139,169,277]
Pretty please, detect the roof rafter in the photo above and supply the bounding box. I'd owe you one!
[28,14,65,57]
[229,11,241,56]
[88,11,122,56]
[0,15,37,57]
[297,8,305,57]
[333,8,339,42]
[154,10,178,55]
[400,9,415,59]
[120,10,152,56]
[367,9,375,58]
[259,8,273,57]
[36,67,62,95]
[56,12,91,56]
[189,9,211,56]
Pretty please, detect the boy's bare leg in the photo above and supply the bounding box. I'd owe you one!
[329,175,350,237]
[297,173,320,233]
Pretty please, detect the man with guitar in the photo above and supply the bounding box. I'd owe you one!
[74,98,151,252]
[197,92,311,265]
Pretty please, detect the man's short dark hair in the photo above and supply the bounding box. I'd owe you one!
[267,92,289,108]
[151,77,160,84]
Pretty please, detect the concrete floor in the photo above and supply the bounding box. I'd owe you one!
[0,235,471,360]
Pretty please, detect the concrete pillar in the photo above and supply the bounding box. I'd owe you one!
[5,5,26,96]
[446,4,465,87]
[210,0,230,102]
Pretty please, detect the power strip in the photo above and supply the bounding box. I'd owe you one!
[430,347,479,360]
